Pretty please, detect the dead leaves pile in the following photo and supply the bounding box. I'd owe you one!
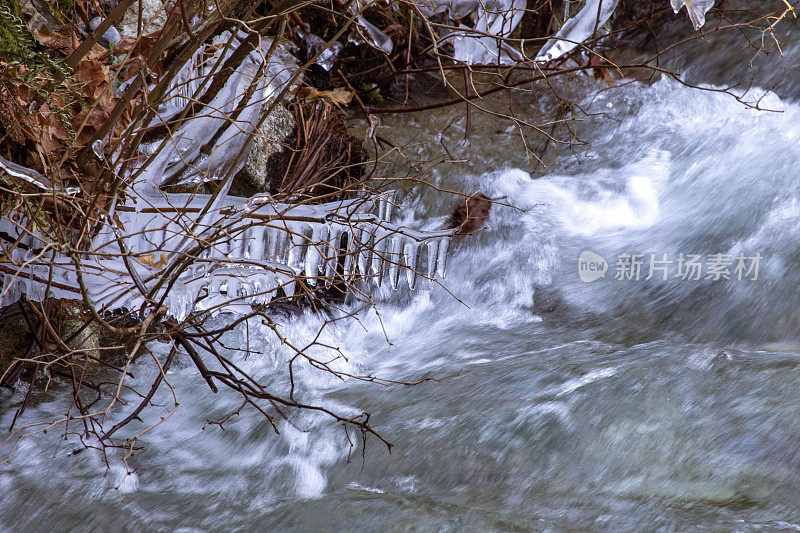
[0,26,135,197]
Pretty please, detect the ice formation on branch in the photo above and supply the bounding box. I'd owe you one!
[414,0,527,64]
[670,0,715,30]
[0,193,453,321]
[344,0,527,65]
[447,0,527,64]
[535,0,620,63]
[130,30,298,194]
[536,0,715,63]
[0,156,79,195]
[0,29,455,322]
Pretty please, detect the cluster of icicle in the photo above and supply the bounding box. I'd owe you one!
[332,0,714,67]
[427,0,528,65]
[129,29,299,193]
[0,28,455,322]
[0,193,453,321]
[535,0,715,63]
[299,0,528,66]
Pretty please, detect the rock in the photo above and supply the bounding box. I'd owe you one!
[235,102,295,193]
[89,16,122,48]
[52,299,101,362]
[119,0,166,40]
[446,192,492,242]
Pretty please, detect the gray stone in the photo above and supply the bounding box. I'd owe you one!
[90,16,122,47]
[119,0,167,40]
[54,300,101,362]
[237,102,295,192]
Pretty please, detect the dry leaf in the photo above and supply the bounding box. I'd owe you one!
[33,27,77,53]
[136,252,155,267]
[297,86,354,108]
[136,252,169,269]
[112,212,126,231]
[114,30,163,57]
[77,59,111,98]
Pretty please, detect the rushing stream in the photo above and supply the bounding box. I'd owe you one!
[4,12,800,532]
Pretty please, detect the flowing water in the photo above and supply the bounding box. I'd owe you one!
[4,12,800,533]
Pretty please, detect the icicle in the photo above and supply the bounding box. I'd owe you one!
[436,237,450,278]
[388,236,403,290]
[371,233,389,285]
[226,277,240,299]
[248,225,266,260]
[266,225,283,261]
[377,196,387,221]
[354,15,393,54]
[357,225,372,276]
[404,239,419,289]
[382,191,396,221]
[248,271,275,304]
[426,239,439,279]
[286,227,305,273]
[535,0,619,63]
[670,0,714,30]
[325,224,344,279]
[305,224,327,282]
[231,229,247,258]
[342,227,361,278]
[242,276,255,297]
[449,0,526,65]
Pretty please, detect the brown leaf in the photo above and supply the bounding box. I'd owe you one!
[297,86,353,108]
[136,252,155,267]
[33,27,77,53]
[76,59,111,97]
[39,104,70,141]
[135,252,168,269]
[114,30,163,57]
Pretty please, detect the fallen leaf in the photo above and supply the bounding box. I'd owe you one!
[297,86,354,108]
[136,252,155,267]
[33,27,77,53]
[136,252,169,269]
[114,30,163,57]
[77,59,111,98]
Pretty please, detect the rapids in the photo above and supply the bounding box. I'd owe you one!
[4,9,800,531]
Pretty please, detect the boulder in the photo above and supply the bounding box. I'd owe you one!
[235,102,295,194]
[52,299,101,362]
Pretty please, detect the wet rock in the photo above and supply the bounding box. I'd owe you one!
[446,192,492,242]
